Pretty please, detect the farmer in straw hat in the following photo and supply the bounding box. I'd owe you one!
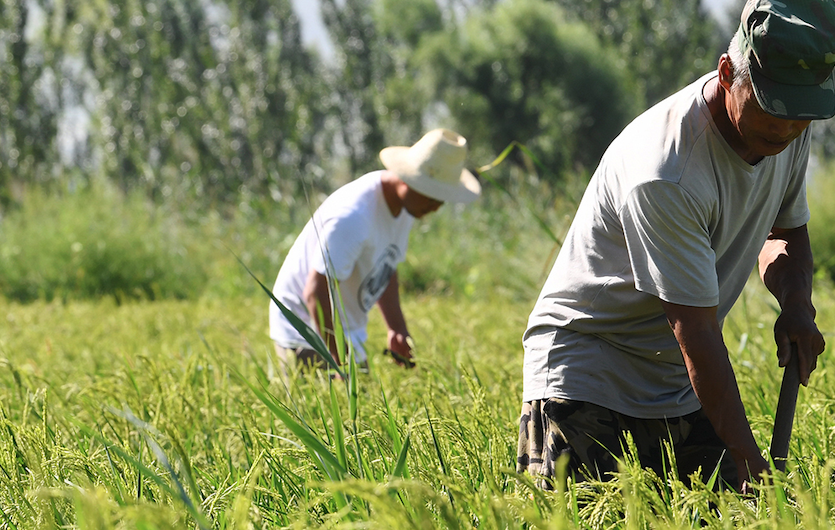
[270,129,480,371]
[517,0,834,492]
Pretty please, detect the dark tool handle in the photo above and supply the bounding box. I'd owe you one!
[383,348,416,369]
[769,345,800,472]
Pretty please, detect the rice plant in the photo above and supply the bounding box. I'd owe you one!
[1,163,835,527]
[0,277,833,528]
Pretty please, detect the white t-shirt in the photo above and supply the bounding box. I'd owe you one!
[270,171,414,361]
[523,72,811,418]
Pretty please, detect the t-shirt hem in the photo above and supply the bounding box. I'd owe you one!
[521,388,702,420]
[270,334,308,349]
[634,280,719,307]
[772,212,811,230]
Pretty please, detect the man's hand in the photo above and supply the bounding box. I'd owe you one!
[759,225,824,386]
[737,454,770,493]
[773,310,824,386]
[377,270,415,368]
[386,330,415,368]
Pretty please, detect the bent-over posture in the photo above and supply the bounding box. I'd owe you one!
[517,0,833,492]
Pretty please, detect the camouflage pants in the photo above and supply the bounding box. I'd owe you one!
[517,398,738,490]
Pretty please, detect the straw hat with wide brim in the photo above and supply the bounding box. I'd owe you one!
[379,129,481,204]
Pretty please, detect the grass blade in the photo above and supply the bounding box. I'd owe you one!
[226,246,344,378]
[705,451,723,491]
[328,276,349,367]
[0,505,18,530]
[329,381,348,471]
[476,141,563,246]
[247,380,352,512]
[244,378,347,481]
[424,404,454,510]
[72,419,212,530]
[391,430,411,479]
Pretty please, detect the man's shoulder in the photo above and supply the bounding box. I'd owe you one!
[623,73,713,141]
[602,75,715,189]
[317,172,383,220]
[328,171,383,202]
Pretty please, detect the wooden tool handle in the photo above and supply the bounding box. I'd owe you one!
[383,348,416,369]
[769,345,800,472]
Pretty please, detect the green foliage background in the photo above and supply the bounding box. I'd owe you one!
[0,0,727,205]
[0,0,740,303]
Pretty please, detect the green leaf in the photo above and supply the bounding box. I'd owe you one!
[243,377,349,483]
[391,430,411,479]
[72,419,212,530]
[227,246,344,377]
[329,381,348,471]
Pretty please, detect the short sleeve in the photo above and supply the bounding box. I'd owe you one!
[309,211,369,280]
[774,131,811,229]
[620,181,719,307]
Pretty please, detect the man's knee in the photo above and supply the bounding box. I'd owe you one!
[274,344,325,371]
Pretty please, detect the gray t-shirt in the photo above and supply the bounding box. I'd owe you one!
[523,72,811,418]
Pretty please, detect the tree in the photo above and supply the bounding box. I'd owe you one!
[72,0,333,204]
[0,0,335,209]
[371,0,445,145]
[320,0,389,177]
[552,0,725,106]
[0,0,66,207]
[417,0,642,177]
[320,0,464,177]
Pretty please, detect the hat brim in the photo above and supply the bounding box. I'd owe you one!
[380,146,481,204]
[750,68,835,120]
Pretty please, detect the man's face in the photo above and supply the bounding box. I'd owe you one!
[727,81,812,159]
[403,187,443,218]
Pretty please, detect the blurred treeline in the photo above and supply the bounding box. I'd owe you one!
[1,0,737,210]
[16,0,835,304]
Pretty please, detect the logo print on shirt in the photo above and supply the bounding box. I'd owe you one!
[358,245,400,311]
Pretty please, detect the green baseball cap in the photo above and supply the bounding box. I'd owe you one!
[737,0,835,119]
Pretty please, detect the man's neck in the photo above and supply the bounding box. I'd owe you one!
[380,171,404,217]
[703,77,763,165]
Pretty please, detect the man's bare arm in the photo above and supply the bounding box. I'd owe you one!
[661,301,768,490]
[302,269,342,363]
[377,271,414,365]
[758,224,824,385]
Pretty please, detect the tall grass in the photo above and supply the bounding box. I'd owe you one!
[0,167,573,304]
[0,164,835,527]
[0,293,524,527]
[0,183,207,302]
[1,273,834,528]
[808,158,835,283]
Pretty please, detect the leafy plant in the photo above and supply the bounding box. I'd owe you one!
[0,183,206,302]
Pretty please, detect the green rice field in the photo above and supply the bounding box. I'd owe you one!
[2,275,835,528]
[2,173,835,528]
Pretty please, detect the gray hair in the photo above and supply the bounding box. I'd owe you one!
[728,32,752,91]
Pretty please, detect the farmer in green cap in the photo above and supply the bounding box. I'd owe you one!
[517,0,835,492]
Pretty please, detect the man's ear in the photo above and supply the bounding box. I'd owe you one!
[717,54,735,91]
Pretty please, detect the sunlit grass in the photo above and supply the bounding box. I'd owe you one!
[0,278,833,527]
[1,163,835,527]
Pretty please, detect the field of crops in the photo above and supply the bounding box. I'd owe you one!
[3,170,835,528]
[2,270,835,528]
